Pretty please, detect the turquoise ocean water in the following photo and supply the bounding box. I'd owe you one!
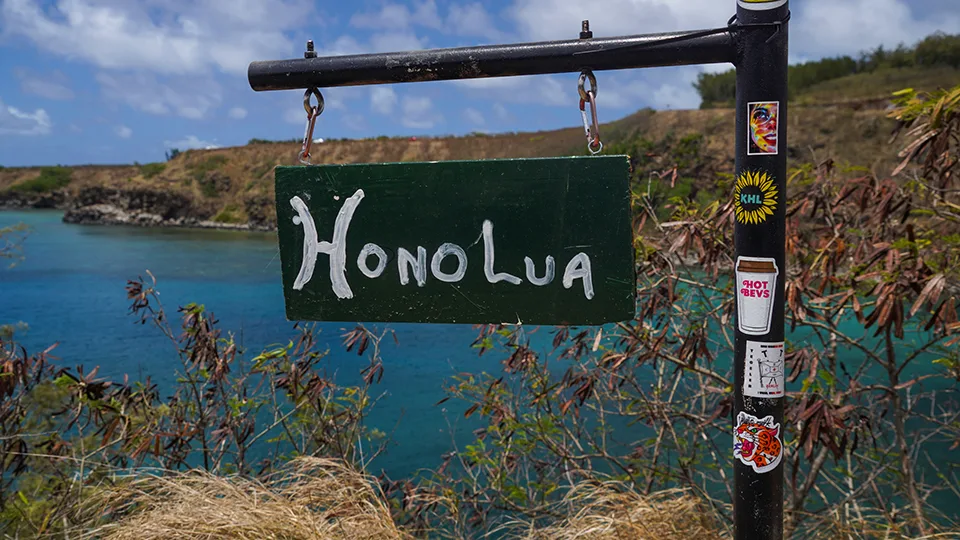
[0,209,520,480]
[1,209,956,517]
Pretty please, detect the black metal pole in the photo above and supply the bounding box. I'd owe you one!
[248,30,734,91]
[732,1,788,540]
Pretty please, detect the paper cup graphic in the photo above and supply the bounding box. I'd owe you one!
[736,257,778,336]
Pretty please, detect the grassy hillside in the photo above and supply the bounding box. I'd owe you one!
[695,31,960,107]
[792,65,959,105]
[0,102,908,230]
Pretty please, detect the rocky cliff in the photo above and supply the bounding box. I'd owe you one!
[0,105,905,232]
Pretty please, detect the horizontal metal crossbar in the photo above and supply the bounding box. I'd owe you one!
[247,28,735,91]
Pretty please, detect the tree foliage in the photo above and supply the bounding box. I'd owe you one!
[696,32,960,107]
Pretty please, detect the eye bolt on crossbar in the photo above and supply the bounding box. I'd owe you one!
[247,2,790,539]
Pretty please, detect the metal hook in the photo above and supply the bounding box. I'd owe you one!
[578,70,597,102]
[303,87,324,116]
[299,88,324,165]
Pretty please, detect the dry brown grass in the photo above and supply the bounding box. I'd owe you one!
[69,461,960,540]
[68,459,726,540]
[77,457,411,540]
[505,483,727,540]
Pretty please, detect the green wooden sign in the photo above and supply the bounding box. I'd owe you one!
[274,156,636,325]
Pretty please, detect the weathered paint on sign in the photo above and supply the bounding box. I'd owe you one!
[274,156,636,325]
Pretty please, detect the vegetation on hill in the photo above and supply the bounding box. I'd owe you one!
[696,32,960,107]
[7,167,72,194]
[0,80,957,538]
[0,105,909,232]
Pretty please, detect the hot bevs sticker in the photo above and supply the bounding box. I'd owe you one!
[736,256,778,335]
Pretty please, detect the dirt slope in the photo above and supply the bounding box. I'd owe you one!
[0,103,903,230]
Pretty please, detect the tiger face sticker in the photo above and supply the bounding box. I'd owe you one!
[734,411,782,473]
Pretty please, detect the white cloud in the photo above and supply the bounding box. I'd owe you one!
[228,107,248,119]
[464,107,485,126]
[506,0,959,64]
[164,135,219,150]
[115,125,132,139]
[371,87,398,115]
[350,1,442,31]
[349,1,503,41]
[454,75,572,107]
[792,0,960,60]
[370,32,428,53]
[0,97,51,136]
[401,96,442,129]
[321,36,366,56]
[14,68,74,101]
[493,103,511,122]
[507,0,730,43]
[96,72,222,119]
[447,3,504,40]
[593,67,702,110]
[319,31,427,58]
[285,107,308,125]
[0,0,311,76]
[340,114,367,132]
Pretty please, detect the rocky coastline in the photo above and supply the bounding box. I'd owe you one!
[0,187,277,233]
[60,204,277,232]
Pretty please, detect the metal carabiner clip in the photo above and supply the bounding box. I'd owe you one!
[578,71,602,155]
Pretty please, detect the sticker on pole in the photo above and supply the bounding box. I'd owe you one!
[744,341,784,398]
[747,101,779,155]
[738,0,787,10]
[734,170,778,225]
[273,156,637,326]
[736,256,778,335]
[734,411,783,474]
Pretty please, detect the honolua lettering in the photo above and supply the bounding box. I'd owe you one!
[289,189,595,299]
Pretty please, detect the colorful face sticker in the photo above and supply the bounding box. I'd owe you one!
[743,341,784,398]
[748,101,779,155]
[736,256,778,335]
[737,0,788,11]
[734,411,783,474]
[734,170,778,225]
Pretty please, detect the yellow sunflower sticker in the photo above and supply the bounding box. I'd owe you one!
[734,170,778,225]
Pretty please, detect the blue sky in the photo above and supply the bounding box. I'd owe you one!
[0,0,957,167]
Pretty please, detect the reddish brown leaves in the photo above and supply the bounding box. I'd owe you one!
[788,395,855,460]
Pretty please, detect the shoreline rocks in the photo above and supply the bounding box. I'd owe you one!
[2,186,278,233]
[61,203,276,232]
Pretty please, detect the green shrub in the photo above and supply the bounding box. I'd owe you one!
[188,155,229,183]
[251,162,275,180]
[696,31,960,106]
[8,167,72,193]
[198,179,220,198]
[212,204,245,224]
[140,162,166,179]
